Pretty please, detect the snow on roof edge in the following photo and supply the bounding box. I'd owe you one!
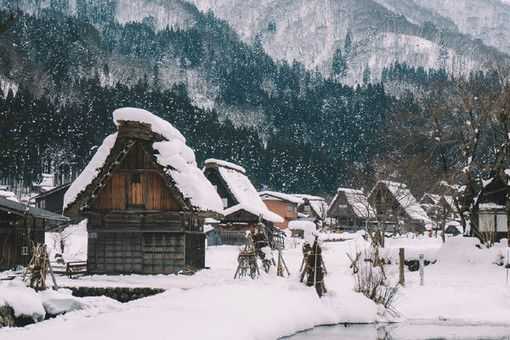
[224,204,284,223]
[204,158,246,174]
[63,132,118,211]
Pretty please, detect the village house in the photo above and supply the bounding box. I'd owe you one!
[475,172,509,242]
[368,180,433,233]
[259,192,328,229]
[293,194,328,222]
[259,191,301,229]
[63,108,223,275]
[0,186,18,202]
[32,173,57,194]
[0,196,69,271]
[327,188,376,230]
[420,193,459,223]
[203,159,283,245]
[34,183,71,215]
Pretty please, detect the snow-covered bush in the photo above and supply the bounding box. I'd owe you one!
[349,248,399,316]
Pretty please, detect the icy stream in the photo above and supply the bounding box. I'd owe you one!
[284,323,510,340]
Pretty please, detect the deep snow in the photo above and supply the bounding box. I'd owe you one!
[3,234,510,339]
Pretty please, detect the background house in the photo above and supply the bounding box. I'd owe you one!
[0,196,69,270]
[368,180,433,233]
[293,194,328,222]
[475,173,509,242]
[420,193,459,224]
[34,183,71,215]
[327,188,376,230]
[259,191,301,229]
[63,108,223,275]
[203,159,283,245]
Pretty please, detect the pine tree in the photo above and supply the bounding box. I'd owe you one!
[332,48,347,78]
[363,64,371,84]
[344,30,353,57]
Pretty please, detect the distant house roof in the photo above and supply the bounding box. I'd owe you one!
[370,180,432,225]
[259,191,328,219]
[0,196,69,226]
[33,173,56,192]
[293,194,328,219]
[63,108,224,216]
[204,159,283,223]
[329,188,376,219]
[420,193,441,205]
[259,191,302,204]
[33,183,71,200]
[0,188,19,203]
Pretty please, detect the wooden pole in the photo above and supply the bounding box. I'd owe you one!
[399,248,405,286]
[419,254,424,286]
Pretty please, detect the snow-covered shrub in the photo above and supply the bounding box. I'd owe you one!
[350,248,398,315]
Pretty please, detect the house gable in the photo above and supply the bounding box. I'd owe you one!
[93,142,181,211]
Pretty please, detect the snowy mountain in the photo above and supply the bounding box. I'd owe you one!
[183,0,507,83]
[2,0,508,85]
[410,0,510,55]
[0,0,198,30]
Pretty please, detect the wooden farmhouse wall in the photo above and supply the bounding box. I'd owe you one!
[0,213,45,270]
[93,143,180,211]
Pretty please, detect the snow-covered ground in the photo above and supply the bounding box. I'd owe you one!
[2,233,510,339]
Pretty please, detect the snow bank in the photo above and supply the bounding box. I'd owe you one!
[289,220,317,241]
[0,280,122,329]
[0,189,18,202]
[0,281,45,322]
[38,289,85,316]
[1,244,386,340]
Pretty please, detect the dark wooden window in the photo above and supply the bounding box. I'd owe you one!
[128,173,145,209]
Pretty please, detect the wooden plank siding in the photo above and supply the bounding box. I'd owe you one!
[0,213,45,270]
[92,143,180,211]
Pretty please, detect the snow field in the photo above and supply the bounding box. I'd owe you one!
[4,233,510,339]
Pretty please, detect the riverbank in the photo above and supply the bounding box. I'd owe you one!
[2,233,510,339]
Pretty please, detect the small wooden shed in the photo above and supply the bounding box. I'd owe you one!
[327,188,376,230]
[63,108,223,275]
[203,159,283,245]
[0,197,69,270]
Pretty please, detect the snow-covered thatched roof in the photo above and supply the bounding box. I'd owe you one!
[64,108,224,214]
[420,193,441,205]
[372,180,432,224]
[259,191,328,219]
[259,191,302,204]
[330,188,376,219]
[293,194,328,218]
[204,159,283,223]
[0,187,18,203]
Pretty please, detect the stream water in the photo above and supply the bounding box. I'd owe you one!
[284,323,510,340]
